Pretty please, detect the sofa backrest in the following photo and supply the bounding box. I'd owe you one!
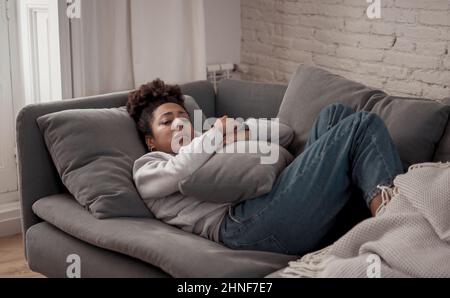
[215,79,287,120]
[16,81,216,235]
[434,97,450,163]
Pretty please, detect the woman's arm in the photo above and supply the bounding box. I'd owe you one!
[133,127,224,200]
[244,119,294,148]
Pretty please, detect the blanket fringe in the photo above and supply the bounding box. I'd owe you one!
[279,245,334,278]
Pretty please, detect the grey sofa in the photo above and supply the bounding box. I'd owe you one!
[16,66,450,278]
[16,79,297,278]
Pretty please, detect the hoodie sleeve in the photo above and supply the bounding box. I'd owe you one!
[244,118,294,149]
[133,127,224,200]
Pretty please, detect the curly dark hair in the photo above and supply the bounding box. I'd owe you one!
[127,79,186,138]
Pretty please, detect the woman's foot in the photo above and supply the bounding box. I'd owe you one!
[369,194,383,217]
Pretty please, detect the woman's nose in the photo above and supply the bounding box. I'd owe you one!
[172,118,189,131]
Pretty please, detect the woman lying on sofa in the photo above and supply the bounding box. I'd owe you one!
[127,79,405,256]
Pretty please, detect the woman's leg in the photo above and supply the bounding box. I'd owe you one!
[219,103,404,255]
[305,103,356,149]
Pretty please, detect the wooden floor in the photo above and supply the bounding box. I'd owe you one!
[0,234,44,278]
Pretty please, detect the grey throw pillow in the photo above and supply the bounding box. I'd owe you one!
[278,65,450,170]
[37,107,152,219]
[178,141,294,204]
[36,95,204,219]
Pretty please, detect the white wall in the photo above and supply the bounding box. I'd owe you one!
[204,0,241,65]
[241,0,450,100]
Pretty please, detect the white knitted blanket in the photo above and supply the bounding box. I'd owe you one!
[271,162,450,278]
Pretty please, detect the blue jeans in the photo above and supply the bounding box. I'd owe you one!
[218,103,405,256]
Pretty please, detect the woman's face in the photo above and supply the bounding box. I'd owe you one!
[146,103,195,154]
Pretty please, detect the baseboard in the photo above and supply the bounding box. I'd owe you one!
[0,201,21,238]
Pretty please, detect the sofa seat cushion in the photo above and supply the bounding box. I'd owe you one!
[32,194,297,278]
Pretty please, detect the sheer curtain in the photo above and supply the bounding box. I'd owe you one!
[69,0,207,97]
[70,0,135,97]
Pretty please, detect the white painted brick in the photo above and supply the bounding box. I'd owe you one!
[382,8,417,24]
[242,7,263,21]
[395,0,449,10]
[262,11,300,26]
[246,65,275,81]
[442,29,450,41]
[322,67,386,89]
[358,63,408,80]
[313,54,358,71]
[292,3,363,18]
[293,38,336,55]
[240,0,449,98]
[359,35,396,49]
[319,0,343,4]
[242,29,257,42]
[412,70,450,85]
[416,42,447,56]
[274,70,293,83]
[344,0,394,7]
[274,25,314,40]
[276,1,302,15]
[345,20,372,33]
[293,3,321,15]
[242,41,274,56]
[278,59,307,74]
[345,73,386,89]
[298,15,345,30]
[385,90,421,98]
[419,11,450,27]
[314,30,361,47]
[393,37,416,52]
[242,19,274,33]
[422,86,450,101]
[241,52,259,64]
[254,55,279,69]
[256,31,293,48]
[396,25,442,40]
[384,52,440,69]
[319,4,365,18]
[444,57,450,69]
[273,47,313,63]
[371,23,395,35]
[385,80,426,96]
[336,46,384,62]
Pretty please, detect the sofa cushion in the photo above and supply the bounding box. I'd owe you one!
[32,194,297,278]
[278,65,450,170]
[179,141,294,204]
[36,96,204,219]
[434,98,450,163]
[217,80,288,119]
[37,107,151,219]
[26,222,170,278]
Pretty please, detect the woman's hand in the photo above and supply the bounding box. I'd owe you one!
[213,116,250,146]
[223,128,250,146]
[214,116,233,135]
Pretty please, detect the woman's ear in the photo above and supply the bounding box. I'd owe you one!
[146,136,156,152]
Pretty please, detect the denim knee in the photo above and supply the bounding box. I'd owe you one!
[322,103,353,116]
[357,111,385,130]
[318,103,354,125]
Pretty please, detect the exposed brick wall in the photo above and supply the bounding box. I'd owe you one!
[240,0,450,100]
